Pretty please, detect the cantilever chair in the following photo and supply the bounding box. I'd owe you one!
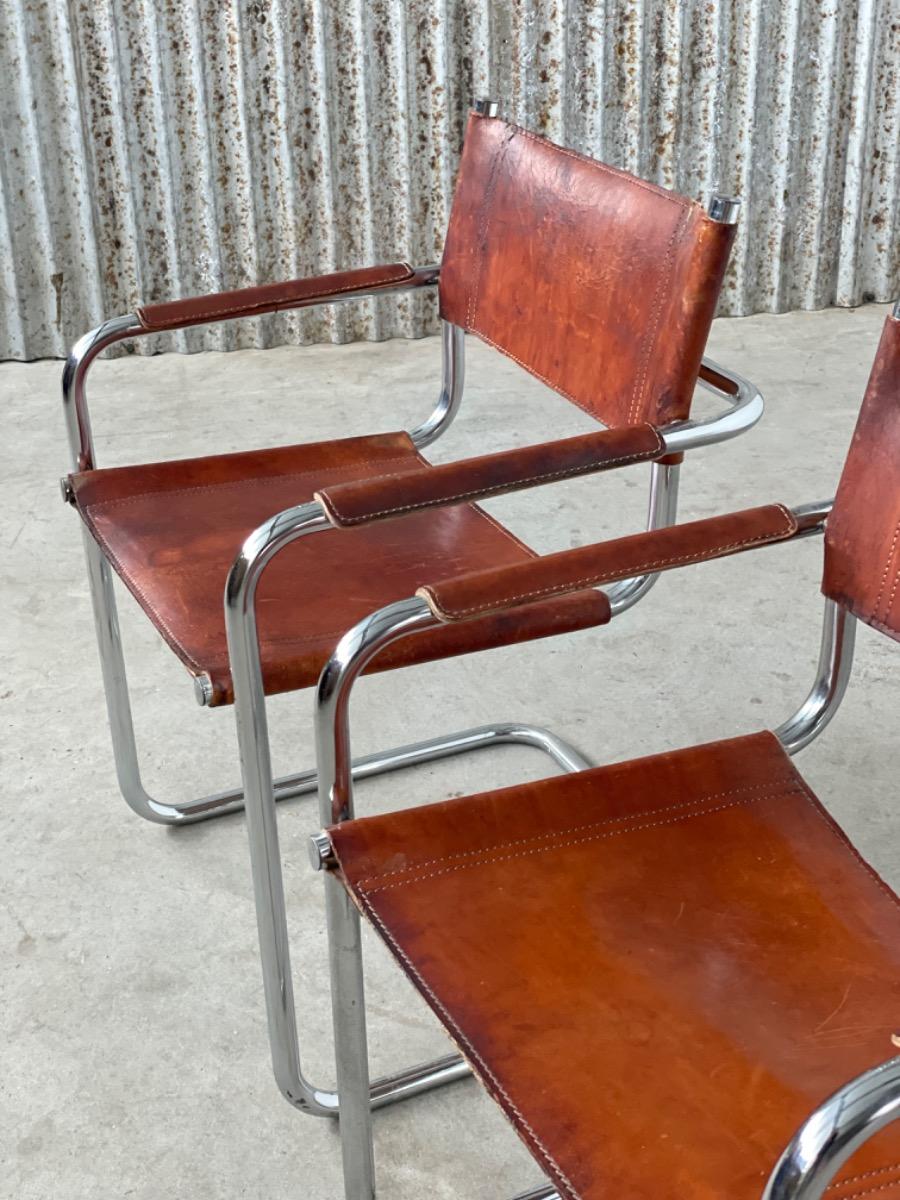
[64,106,761,1119]
[290,307,900,1200]
[63,101,760,832]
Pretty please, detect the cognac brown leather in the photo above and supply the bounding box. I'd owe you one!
[330,731,900,1200]
[439,112,735,429]
[313,424,664,527]
[69,432,609,705]
[417,504,798,621]
[824,313,900,642]
[136,262,415,332]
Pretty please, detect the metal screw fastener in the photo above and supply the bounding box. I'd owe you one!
[59,476,75,504]
[192,673,214,707]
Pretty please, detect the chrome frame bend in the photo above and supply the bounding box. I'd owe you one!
[311,599,593,1197]
[409,320,465,448]
[605,459,681,615]
[661,354,765,456]
[606,355,762,615]
[763,1057,900,1200]
[61,264,444,473]
[63,314,142,471]
[775,598,856,756]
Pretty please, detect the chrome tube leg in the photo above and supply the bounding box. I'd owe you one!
[326,871,376,1200]
[605,460,681,616]
[81,529,185,823]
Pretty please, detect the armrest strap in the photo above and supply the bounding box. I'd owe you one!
[137,262,416,332]
[314,425,665,527]
[417,504,798,621]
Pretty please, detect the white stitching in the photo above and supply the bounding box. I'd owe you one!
[316,432,664,525]
[360,781,804,896]
[463,121,699,427]
[355,775,800,890]
[509,122,695,211]
[420,506,798,620]
[80,453,418,512]
[355,894,581,1199]
[827,1164,900,1193]
[628,205,692,425]
[343,747,900,1200]
[875,517,900,625]
[138,264,414,330]
[467,127,517,329]
[829,1181,900,1199]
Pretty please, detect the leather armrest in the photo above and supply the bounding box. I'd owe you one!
[417,505,799,621]
[136,262,418,332]
[313,425,665,527]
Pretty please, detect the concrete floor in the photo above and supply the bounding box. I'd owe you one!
[2,303,897,1199]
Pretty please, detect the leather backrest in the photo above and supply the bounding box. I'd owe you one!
[439,112,736,429]
[823,312,900,642]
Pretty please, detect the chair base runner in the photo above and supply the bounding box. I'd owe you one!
[142,720,591,825]
[369,1052,472,1111]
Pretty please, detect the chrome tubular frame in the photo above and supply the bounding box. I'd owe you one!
[62,252,764,1184]
[61,264,442,474]
[223,511,591,1120]
[304,497,858,1197]
[62,260,762,822]
[763,1057,900,1200]
[775,597,857,755]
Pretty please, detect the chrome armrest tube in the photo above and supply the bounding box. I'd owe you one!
[61,265,441,473]
[660,355,765,456]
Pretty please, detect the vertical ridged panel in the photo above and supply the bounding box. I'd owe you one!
[1,0,897,358]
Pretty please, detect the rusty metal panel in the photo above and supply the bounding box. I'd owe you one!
[1,0,897,359]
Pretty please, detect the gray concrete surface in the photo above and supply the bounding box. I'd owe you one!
[2,303,897,1199]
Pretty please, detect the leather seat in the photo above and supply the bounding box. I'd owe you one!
[70,429,609,705]
[330,730,900,1200]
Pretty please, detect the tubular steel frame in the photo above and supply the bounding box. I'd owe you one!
[304,510,860,1198]
[63,219,765,1179]
[62,262,762,828]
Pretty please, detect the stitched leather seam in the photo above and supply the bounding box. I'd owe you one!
[628,205,692,426]
[828,1164,900,1192]
[409,446,547,563]
[510,123,694,211]
[467,127,518,329]
[826,1173,900,1198]
[873,520,900,624]
[316,432,664,525]
[138,265,414,330]
[466,325,610,422]
[467,122,699,427]
[876,517,900,625]
[79,452,418,512]
[359,782,804,896]
[420,506,797,620]
[794,776,900,924]
[77,517,210,675]
[192,588,602,670]
[354,774,800,888]
[76,442,556,687]
[355,894,581,1200]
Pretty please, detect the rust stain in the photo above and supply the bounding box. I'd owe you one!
[1,0,896,359]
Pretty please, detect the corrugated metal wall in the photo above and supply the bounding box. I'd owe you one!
[1,0,897,360]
